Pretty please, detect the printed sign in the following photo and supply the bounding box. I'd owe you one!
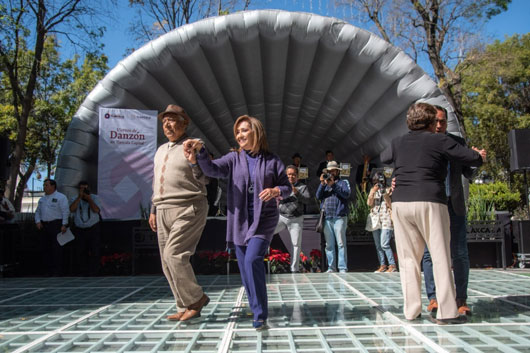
[98,108,157,219]
[340,163,351,178]
[298,167,309,180]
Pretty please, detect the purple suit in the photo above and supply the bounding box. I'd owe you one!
[196,147,290,323]
[196,148,291,245]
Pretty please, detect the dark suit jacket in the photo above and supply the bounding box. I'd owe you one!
[380,130,482,206]
[316,161,328,177]
[446,133,475,216]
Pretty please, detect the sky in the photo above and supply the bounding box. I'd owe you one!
[100,0,530,69]
[31,0,530,191]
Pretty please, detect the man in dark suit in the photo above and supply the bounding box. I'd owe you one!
[423,106,479,316]
[381,102,485,324]
[316,150,334,177]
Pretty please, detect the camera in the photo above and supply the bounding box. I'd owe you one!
[83,188,91,195]
[376,174,386,189]
[322,173,333,181]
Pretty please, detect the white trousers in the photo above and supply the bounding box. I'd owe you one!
[392,202,458,320]
[274,215,304,272]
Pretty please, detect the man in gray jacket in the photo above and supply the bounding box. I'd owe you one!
[274,165,311,272]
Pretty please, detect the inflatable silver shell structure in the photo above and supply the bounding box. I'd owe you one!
[56,9,459,199]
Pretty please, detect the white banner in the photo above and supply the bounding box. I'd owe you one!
[98,108,157,219]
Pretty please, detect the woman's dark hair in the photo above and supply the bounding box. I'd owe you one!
[406,103,437,131]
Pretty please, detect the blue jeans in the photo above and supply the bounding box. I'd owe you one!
[235,237,270,322]
[372,228,396,266]
[422,200,469,300]
[422,246,436,300]
[323,217,348,271]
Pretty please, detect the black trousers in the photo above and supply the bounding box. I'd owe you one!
[0,224,19,271]
[73,223,101,276]
[40,220,63,276]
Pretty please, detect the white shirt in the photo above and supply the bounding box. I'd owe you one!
[35,190,69,225]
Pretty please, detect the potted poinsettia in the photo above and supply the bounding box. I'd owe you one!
[268,249,291,273]
[309,249,322,272]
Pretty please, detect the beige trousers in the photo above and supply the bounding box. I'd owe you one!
[392,202,458,320]
[156,199,208,312]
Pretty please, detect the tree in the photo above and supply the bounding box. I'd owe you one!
[338,0,511,136]
[127,0,251,44]
[460,33,530,182]
[0,0,110,204]
[0,34,108,210]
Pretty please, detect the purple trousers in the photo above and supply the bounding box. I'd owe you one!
[235,237,270,322]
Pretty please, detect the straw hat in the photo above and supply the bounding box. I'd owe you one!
[323,161,340,173]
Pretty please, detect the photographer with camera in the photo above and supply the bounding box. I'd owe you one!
[69,180,101,276]
[316,161,351,273]
[366,172,397,273]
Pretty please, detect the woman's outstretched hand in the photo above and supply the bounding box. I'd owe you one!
[183,139,203,164]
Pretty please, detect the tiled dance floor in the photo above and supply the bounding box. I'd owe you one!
[1,270,529,352]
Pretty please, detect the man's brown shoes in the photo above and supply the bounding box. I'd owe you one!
[179,294,210,321]
[457,299,472,315]
[427,299,438,313]
[167,311,185,321]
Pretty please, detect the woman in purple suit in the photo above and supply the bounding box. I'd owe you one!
[184,115,291,330]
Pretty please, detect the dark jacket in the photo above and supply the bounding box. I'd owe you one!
[316,179,351,218]
[380,130,482,205]
[279,182,311,218]
[446,133,475,216]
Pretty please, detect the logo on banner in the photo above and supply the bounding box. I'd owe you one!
[104,112,125,119]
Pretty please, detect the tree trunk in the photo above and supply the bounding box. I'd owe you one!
[6,104,30,203]
[5,0,47,204]
[14,161,36,212]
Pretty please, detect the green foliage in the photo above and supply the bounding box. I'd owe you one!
[465,0,512,19]
[467,182,520,221]
[0,0,109,205]
[460,33,530,181]
[0,38,108,177]
[348,186,370,226]
[467,194,496,221]
[512,205,530,221]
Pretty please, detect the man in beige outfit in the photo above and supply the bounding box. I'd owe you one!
[149,104,209,322]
